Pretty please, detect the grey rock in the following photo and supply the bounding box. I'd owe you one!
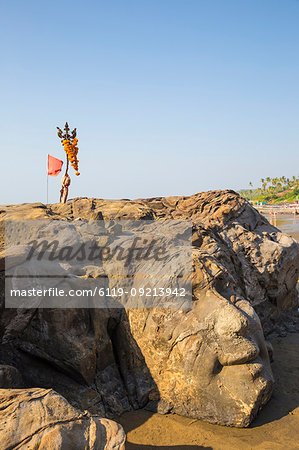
[0,190,298,428]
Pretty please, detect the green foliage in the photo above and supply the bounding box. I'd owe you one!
[239,176,299,203]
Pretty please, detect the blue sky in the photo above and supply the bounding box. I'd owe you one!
[1,0,298,204]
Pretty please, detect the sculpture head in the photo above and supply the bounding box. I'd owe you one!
[125,247,274,427]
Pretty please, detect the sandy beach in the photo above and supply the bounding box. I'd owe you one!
[119,333,299,449]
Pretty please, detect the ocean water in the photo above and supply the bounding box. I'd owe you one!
[264,214,299,242]
[264,215,299,308]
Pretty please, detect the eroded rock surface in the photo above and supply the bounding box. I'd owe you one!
[0,190,298,429]
[0,388,126,449]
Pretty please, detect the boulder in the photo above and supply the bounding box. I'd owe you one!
[0,388,126,449]
[0,190,298,429]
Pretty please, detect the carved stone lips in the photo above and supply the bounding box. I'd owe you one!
[217,337,260,366]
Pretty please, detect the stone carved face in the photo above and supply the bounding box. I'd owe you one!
[124,248,274,427]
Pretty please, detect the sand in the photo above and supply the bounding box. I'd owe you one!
[119,333,299,449]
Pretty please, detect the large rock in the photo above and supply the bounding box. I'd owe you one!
[0,388,126,449]
[0,190,298,429]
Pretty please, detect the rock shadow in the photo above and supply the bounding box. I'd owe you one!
[249,333,299,428]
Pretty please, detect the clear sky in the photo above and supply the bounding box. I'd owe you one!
[1,0,298,204]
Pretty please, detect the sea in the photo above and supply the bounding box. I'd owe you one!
[263,214,299,243]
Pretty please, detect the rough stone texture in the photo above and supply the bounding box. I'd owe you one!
[0,364,23,388]
[0,388,126,449]
[0,190,298,429]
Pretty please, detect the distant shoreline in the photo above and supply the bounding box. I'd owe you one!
[255,206,299,215]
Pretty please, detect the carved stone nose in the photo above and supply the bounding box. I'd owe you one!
[214,301,249,336]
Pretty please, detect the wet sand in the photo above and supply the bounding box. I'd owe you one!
[119,333,299,449]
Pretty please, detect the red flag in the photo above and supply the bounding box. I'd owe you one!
[48,154,63,176]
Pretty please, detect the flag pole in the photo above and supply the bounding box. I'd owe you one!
[46,155,48,204]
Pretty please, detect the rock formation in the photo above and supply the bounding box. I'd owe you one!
[0,388,126,449]
[0,190,298,435]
